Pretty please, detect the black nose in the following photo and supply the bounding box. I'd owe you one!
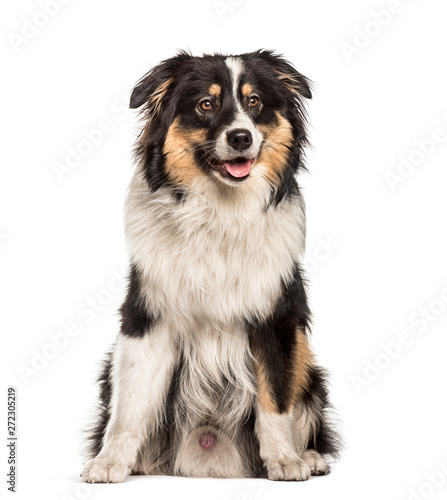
[227,129,253,152]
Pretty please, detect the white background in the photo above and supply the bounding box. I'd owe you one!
[2,0,447,499]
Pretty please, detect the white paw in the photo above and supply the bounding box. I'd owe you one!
[266,457,311,481]
[302,449,329,476]
[82,457,128,483]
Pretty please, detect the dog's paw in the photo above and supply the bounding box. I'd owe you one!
[301,449,329,476]
[82,458,128,483]
[265,457,311,481]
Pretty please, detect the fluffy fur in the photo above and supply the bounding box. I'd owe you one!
[82,50,341,483]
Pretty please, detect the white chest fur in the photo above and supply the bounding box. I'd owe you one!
[124,168,306,329]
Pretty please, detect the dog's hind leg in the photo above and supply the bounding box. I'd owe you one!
[82,320,178,483]
[295,365,341,475]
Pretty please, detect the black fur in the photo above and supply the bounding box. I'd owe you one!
[304,366,342,457]
[246,263,341,456]
[130,50,311,206]
[246,263,311,413]
[140,143,186,202]
[120,264,156,338]
[85,350,113,459]
[85,51,341,478]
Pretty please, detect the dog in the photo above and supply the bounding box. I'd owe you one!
[82,50,340,483]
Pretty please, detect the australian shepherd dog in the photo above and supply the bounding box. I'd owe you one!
[82,50,340,482]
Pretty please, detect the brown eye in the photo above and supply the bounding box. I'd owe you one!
[200,99,213,111]
[249,95,260,108]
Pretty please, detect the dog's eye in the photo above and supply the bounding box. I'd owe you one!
[248,95,260,108]
[200,100,213,111]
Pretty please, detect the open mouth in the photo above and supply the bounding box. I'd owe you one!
[213,157,256,182]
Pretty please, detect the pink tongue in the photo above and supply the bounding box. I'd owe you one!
[224,160,252,178]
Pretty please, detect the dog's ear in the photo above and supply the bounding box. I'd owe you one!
[257,50,312,99]
[129,52,192,112]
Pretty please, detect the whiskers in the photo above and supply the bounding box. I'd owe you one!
[191,140,221,172]
[162,138,221,180]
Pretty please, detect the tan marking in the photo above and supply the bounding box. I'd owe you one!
[148,77,174,117]
[252,329,314,415]
[163,117,207,185]
[257,111,294,184]
[241,83,253,97]
[209,83,221,97]
[275,70,310,97]
[252,356,278,414]
[138,77,174,147]
[288,329,314,412]
[276,71,298,94]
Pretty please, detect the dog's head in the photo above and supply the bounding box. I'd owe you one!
[130,50,312,198]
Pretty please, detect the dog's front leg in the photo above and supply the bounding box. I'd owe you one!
[247,268,316,481]
[250,327,314,481]
[82,321,177,483]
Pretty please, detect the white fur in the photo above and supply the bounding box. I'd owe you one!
[125,166,306,332]
[214,57,263,162]
[255,404,298,461]
[131,323,256,478]
[82,322,178,483]
[302,449,329,475]
[85,68,310,479]
[174,321,256,436]
[173,425,246,478]
[254,400,326,480]
[118,162,306,478]
[255,403,311,481]
[226,56,243,98]
[125,59,306,331]
[292,400,319,455]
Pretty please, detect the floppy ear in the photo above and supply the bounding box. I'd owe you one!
[258,50,313,99]
[130,73,173,112]
[129,52,191,113]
